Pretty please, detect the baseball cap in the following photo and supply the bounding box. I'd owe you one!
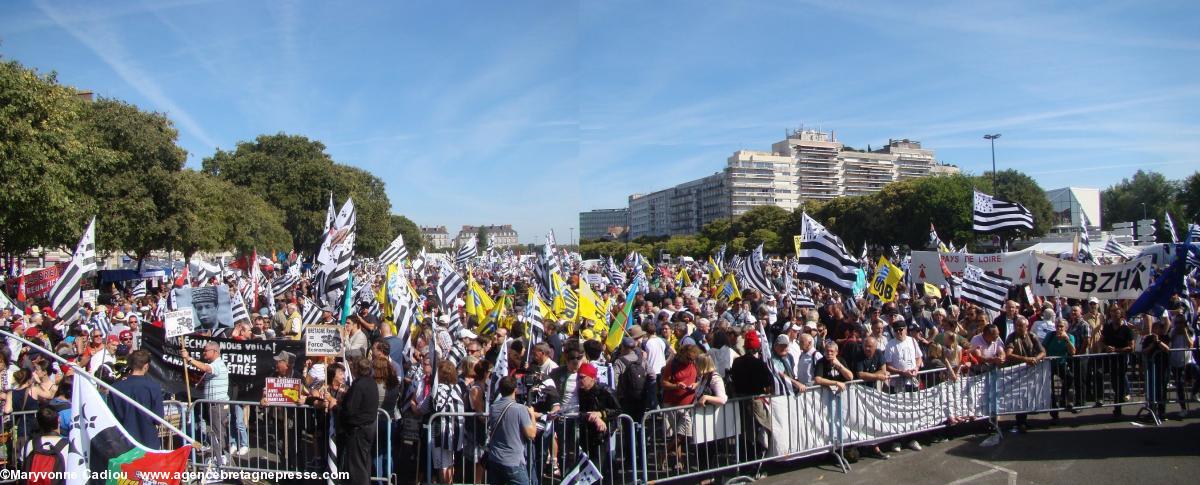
[578,362,598,380]
[24,327,39,337]
[774,334,790,346]
[1087,297,1099,304]
[119,330,133,340]
[106,335,120,344]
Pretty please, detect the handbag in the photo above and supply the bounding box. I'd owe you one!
[478,400,517,468]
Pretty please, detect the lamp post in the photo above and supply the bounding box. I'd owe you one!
[983,134,1001,193]
[1141,203,1147,220]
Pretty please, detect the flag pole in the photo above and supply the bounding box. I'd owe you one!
[182,335,193,405]
[0,329,195,445]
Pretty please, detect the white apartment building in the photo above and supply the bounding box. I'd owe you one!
[626,129,959,238]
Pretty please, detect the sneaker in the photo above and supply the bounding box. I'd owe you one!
[236,446,249,456]
[906,440,922,451]
[889,442,901,453]
[864,447,890,460]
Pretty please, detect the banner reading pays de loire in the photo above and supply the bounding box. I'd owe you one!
[1031,254,1151,300]
[910,250,1035,287]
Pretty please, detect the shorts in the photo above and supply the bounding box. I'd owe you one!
[666,409,693,437]
[432,447,455,469]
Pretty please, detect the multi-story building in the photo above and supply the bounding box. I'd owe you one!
[456,224,520,248]
[1045,187,1101,233]
[421,226,452,250]
[579,208,630,241]
[625,129,959,238]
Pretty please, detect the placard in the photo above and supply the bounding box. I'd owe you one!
[82,289,100,307]
[164,308,196,339]
[1030,254,1151,300]
[5,263,68,300]
[305,325,344,356]
[263,377,303,405]
[911,250,1036,286]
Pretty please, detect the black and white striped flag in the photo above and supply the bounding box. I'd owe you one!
[321,249,353,306]
[973,190,1034,233]
[1077,216,1096,263]
[784,272,815,307]
[378,233,409,267]
[560,449,603,485]
[317,198,356,305]
[230,290,251,324]
[189,258,220,284]
[1103,238,1138,260]
[795,213,859,294]
[272,273,299,296]
[738,243,775,296]
[455,236,478,266]
[436,265,466,313]
[301,298,323,328]
[49,217,97,325]
[130,280,147,298]
[959,264,1010,312]
[607,257,626,287]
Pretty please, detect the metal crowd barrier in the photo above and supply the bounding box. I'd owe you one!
[0,409,37,482]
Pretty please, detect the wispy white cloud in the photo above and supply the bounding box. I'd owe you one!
[34,0,221,151]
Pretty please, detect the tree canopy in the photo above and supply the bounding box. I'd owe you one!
[1101,170,1185,242]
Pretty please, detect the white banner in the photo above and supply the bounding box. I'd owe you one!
[766,391,833,457]
[163,308,196,339]
[691,402,743,445]
[993,360,1052,414]
[1031,254,1152,300]
[910,250,1036,286]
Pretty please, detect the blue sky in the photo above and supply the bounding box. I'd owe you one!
[2,0,1197,243]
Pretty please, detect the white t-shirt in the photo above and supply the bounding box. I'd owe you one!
[644,336,667,377]
[537,358,559,375]
[89,348,116,374]
[560,372,580,414]
[884,337,922,387]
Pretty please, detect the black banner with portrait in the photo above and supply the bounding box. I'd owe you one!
[142,324,306,402]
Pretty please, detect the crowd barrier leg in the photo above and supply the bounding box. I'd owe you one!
[1136,355,1164,426]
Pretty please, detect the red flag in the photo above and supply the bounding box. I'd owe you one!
[113,445,192,484]
[174,264,188,288]
[16,275,26,302]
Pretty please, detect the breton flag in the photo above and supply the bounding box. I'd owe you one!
[66,377,191,485]
[189,258,220,285]
[1077,215,1096,263]
[794,213,859,294]
[559,449,603,485]
[929,223,949,252]
[130,280,147,299]
[378,233,409,267]
[317,198,356,305]
[456,236,478,266]
[1103,238,1139,260]
[606,257,626,287]
[230,290,251,324]
[1186,223,1200,243]
[783,270,814,308]
[437,265,467,313]
[49,217,97,326]
[973,190,1034,233]
[737,244,775,296]
[272,273,300,296]
[300,297,323,328]
[324,191,335,235]
[959,264,1011,312]
[1164,212,1178,243]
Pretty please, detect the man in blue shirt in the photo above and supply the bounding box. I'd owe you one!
[108,350,165,448]
[487,376,538,485]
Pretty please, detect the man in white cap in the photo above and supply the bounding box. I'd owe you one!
[770,334,806,392]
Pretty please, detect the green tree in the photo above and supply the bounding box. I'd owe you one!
[172,170,291,259]
[202,133,392,254]
[1101,170,1183,242]
[0,59,111,255]
[389,214,424,254]
[476,226,489,250]
[1178,171,1200,224]
[80,98,189,266]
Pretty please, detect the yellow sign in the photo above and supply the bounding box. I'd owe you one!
[868,256,904,303]
[793,235,803,256]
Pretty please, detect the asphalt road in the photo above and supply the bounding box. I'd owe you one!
[753,406,1200,484]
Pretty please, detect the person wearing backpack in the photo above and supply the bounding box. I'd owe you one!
[612,336,647,422]
[22,406,68,485]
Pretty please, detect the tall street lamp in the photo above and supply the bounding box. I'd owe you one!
[983,134,1001,193]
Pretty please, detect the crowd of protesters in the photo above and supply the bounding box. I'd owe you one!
[1,250,1199,484]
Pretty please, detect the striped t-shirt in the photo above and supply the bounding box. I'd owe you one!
[203,357,230,401]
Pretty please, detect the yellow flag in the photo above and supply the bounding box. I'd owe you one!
[466,273,496,324]
[577,279,606,325]
[708,256,723,281]
[675,267,692,287]
[923,282,942,299]
[714,272,741,303]
[868,256,904,303]
[793,235,803,256]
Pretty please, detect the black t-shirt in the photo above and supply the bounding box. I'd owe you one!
[853,350,885,378]
[813,357,850,383]
[729,354,773,397]
[1102,324,1134,350]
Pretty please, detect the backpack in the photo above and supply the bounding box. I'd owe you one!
[24,435,68,485]
[616,359,647,404]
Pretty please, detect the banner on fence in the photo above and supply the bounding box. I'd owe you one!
[767,391,832,457]
[692,402,742,444]
[264,377,303,405]
[142,324,305,400]
[1030,254,1151,300]
[911,251,1035,287]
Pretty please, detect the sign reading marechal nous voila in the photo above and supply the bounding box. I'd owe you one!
[305,325,344,356]
[163,308,196,339]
